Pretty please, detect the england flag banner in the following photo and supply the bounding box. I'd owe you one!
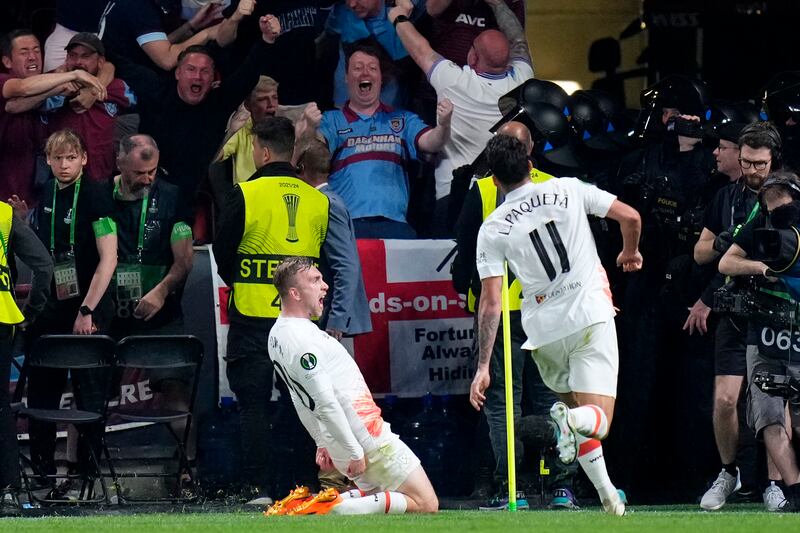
[211,240,474,403]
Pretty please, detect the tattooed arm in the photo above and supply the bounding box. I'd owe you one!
[485,0,532,65]
[469,276,503,410]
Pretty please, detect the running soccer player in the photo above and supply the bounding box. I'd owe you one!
[469,135,642,515]
[267,257,439,515]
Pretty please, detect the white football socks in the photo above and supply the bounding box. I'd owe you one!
[576,434,616,500]
[331,491,408,515]
[570,404,609,439]
[340,489,366,500]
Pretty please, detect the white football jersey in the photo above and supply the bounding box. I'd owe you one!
[268,316,384,461]
[476,178,616,349]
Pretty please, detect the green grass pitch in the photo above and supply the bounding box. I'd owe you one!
[4,507,800,532]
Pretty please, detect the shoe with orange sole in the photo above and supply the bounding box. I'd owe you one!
[264,486,312,516]
[286,488,342,515]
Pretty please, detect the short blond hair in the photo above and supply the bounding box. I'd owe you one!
[253,75,278,95]
[45,129,85,157]
[273,257,314,298]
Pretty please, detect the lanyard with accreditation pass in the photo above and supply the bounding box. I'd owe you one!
[51,177,82,300]
[113,180,151,309]
[113,180,150,261]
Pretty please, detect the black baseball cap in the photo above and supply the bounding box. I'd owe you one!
[65,32,105,56]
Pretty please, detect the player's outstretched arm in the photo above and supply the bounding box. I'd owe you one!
[605,199,643,272]
[469,276,502,410]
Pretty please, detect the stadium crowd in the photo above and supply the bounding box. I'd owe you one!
[2,0,800,517]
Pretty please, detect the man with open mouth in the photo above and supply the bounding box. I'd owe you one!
[0,29,106,209]
[299,42,453,239]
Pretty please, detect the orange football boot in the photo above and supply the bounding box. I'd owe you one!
[286,487,343,515]
[264,486,312,516]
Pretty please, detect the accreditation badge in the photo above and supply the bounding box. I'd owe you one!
[115,263,143,306]
[53,257,79,301]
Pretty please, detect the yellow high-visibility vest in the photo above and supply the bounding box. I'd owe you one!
[230,176,329,319]
[467,169,555,312]
[0,202,25,324]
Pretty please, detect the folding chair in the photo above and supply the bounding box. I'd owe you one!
[16,335,116,505]
[106,335,203,503]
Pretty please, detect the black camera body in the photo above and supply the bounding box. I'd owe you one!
[754,371,800,403]
[666,116,705,139]
[713,278,800,329]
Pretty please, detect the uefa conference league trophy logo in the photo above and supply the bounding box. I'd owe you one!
[283,194,300,243]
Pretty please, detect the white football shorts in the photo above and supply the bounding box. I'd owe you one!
[530,319,619,398]
[329,423,421,493]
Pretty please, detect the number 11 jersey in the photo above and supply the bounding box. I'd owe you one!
[476,178,617,350]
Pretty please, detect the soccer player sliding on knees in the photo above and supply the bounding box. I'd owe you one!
[469,135,642,515]
[266,257,438,515]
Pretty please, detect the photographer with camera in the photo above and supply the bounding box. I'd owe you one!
[718,172,800,513]
[690,122,786,510]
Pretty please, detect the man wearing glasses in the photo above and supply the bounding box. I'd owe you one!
[691,121,786,511]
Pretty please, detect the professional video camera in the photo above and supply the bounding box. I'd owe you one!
[713,277,800,329]
[713,211,800,327]
[753,371,800,403]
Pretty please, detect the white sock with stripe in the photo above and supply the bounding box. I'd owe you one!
[576,434,616,501]
[569,404,609,439]
[331,491,408,515]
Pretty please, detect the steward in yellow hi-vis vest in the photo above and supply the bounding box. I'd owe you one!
[465,168,554,312]
[214,115,344,493]
[232,176,329,319]
[0,200,53,489]
[0,203,24,325]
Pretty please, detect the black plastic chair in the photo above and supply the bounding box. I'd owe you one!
[16,335,116,505]
[106,335,204,503]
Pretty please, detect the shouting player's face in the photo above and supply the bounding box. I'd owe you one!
[295,265,329,318]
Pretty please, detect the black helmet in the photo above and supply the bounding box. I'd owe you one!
[634,75,710,140]
[570,90,622,151]
[705,100,760,126]
[498,79,570,119]
[761,72,800,128]
[706,100,760,146]
[519,102,582,169]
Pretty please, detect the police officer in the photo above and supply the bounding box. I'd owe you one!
[0,202,52,515]
[214,116,342,505]
[610,77,718,493]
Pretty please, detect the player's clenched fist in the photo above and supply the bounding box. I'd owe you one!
[260,14,281,43]
[616,250,643,272]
